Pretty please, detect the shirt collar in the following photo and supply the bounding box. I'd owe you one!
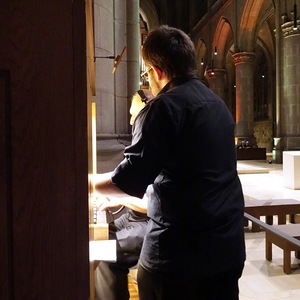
[158,74,198,95]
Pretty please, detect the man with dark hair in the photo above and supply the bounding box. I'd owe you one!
[95,25,245,300]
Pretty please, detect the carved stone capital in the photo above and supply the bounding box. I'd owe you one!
[232,52,256,65]
[282,20,300,37]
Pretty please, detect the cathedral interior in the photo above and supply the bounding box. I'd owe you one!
[94,3,300,297]
[94,0,300,172]
[1,1,300,299]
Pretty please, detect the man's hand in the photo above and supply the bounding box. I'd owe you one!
[93,194,122,211]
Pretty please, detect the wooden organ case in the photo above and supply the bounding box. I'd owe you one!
[0,0,103,299]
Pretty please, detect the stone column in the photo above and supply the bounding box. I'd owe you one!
[206,68,227,103]
[94,0,115,134]
[233,52,256,144]
[272,0,284,163]
[94,0,133,172]
[113,0,140,134]
[280,21,300,151]
[126,0,140,102]
[114,0,128,134]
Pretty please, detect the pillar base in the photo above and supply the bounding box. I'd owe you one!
[272,136,300,164]
[272,148,283,164]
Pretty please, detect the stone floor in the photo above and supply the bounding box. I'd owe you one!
[238,159,300,300]
[98,154,300,299]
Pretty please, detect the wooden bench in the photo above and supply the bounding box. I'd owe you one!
[244,213,300,274]
[244,198,300,232]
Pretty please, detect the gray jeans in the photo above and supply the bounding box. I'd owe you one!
[94,212,148,300]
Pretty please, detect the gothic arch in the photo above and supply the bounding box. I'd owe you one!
[253,7,276,124]
[239,0,265,51]
[212,17,234,68]
[209,18,235,111]
[195,38,207,82]
[140,0,160,31]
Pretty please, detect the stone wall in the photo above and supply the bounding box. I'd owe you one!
[253,120,273,152]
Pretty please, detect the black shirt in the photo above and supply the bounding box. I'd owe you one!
[112,77,245,280]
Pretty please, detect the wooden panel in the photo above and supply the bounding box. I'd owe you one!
[0,1,90,299]
[73,1,91,299]
[0,70,13,300]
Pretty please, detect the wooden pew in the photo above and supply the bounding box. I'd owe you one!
[244,198,300,232]
[244,213,300,274]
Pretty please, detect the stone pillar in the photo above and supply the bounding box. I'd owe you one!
[94,0,115,134]
[93,0,126,173]
[273,0,284,163]
[94,0,138,172]
[94,0,139,136]
[114,0,128,134]
[126,0,140,102]
[233,52,256,144]
[280,21,300,151]
[206,68,227,103]
[113,0,140,134]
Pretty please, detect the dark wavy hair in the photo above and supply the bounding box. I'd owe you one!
[142,25,197,78]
